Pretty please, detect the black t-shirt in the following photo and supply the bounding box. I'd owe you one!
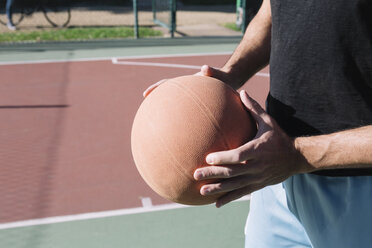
[268,0,372,176]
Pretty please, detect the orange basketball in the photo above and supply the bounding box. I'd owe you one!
[131,75,256,205]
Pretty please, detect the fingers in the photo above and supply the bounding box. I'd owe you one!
[201,64,215,77]
[204,145,254,166]
[215,187,254,208]
[196,65,232,84]
[145,65,230,98]
[194,65,210,76]
[199,92,272,169]
[239,90,267,123]
[200,177,260,208]
[144,65,231,98]
[195,92,265,171]
[194,163,249,180]
[197,174,262,208]
[143,79,167,98]
[194,65,218,77]
[199,175,255,195]
[193,92,290,208]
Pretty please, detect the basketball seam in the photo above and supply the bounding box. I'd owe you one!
[145,113,195,182]
[170,79,233,151]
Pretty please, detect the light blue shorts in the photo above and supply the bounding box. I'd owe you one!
[245,174,372,248]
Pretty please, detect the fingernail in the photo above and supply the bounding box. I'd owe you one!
[193,170,204,180]
[201,65,211,76]
[201,186,210,195]
[206,155,215,164]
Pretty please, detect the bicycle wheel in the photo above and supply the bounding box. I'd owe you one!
[42,6,71,28]
[12,10,25,26]
[0,9,24,26]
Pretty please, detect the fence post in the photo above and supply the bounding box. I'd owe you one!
[170,0,176,38]
[241,0,246,33]
[133,0,139,39]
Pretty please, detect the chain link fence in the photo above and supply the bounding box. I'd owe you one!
[0,0,263,42]
[0,0,144,31]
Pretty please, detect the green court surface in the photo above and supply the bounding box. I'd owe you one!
[0,201,249,248]
[0,37,241,63]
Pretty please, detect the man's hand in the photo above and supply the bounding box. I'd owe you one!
[195,65,235,86]
[193,90,310,208]
[142,65,234,98]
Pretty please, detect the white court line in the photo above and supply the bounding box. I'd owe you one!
[0,52,232,66]
[0,52,269,77]
[112,59,270,78]
[141,197,153,208]
[0,203,186,231]
[0,195,250,230]
[112,59,201,70]
[112,51,232,61]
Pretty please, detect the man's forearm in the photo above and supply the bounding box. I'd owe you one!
[223,0,272,89]
[295,125,372,172]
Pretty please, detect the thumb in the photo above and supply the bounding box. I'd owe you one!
[203,65,227,80]
[197,65,229,83]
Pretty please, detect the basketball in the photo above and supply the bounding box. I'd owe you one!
[131,75,256,205]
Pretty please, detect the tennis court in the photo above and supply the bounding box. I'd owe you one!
[0,38,269,248]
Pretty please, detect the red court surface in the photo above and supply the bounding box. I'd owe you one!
[0,54,269,223]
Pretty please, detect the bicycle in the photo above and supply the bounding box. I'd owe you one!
[0,0,71,28]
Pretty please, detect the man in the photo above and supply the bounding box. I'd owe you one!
[145,0,372,246]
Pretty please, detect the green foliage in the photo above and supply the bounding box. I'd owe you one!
[0,0,132,8]
[180,0,235,5]
[223,22,241,31]
[0,27,162,43]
